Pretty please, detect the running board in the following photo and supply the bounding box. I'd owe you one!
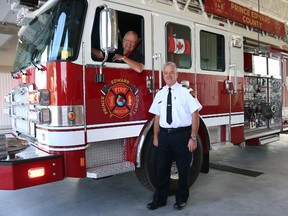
[246,134,280,146]
[210,142,234,151]
[86,161,135,179]
[259,134,279,145]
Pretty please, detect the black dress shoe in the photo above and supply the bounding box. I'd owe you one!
[146,202,166,210]
[173,202,186,210]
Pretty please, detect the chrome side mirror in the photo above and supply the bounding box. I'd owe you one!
[100,6,118,53]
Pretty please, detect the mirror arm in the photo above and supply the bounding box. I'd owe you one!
[101,50,109,67]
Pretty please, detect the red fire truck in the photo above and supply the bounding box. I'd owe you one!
[1,0,288,190]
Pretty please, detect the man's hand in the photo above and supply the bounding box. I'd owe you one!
[187,138,197,152]
[113,54,124,62]
[153,136,158,147]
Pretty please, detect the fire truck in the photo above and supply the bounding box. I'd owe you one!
[1,0,288,190]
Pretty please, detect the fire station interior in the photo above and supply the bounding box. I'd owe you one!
[1,0,288,216]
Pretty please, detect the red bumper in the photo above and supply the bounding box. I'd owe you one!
[0,146,64,190]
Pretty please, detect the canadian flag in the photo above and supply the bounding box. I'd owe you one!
[168,36,190,55]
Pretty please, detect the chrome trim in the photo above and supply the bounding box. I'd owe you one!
[49,106,84,126]
[82,42,87,133]
[12,118,36,137]
[245,129,281,140]
[199,116,211,150]
[4,107,12,116]
[29,108,50,123]
[4,93,13,104]
[6,84,52,137]
[11,84,34,103]
[39,108,50,123]
[87,120,147,128]
[136,118,154,168]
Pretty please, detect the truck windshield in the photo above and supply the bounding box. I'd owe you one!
[13,0,87,71]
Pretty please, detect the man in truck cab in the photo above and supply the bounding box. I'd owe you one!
[92,31,144,73]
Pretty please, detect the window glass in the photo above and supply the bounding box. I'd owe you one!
[252,55,267,75]
[13,0,87,71]
[200,30,225,71]
[268,58,280,77]
[91,8,144,64]
[166,23,191,69]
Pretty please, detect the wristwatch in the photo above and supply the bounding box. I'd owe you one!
[190,135,197,141]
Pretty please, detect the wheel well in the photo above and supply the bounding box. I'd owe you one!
[135,118,154,168]
[198,117,211,153]
[136,116,210,173]
[198,117,210,173]
[135,120,205,193]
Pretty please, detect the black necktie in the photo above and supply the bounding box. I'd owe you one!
[166,87,172,124]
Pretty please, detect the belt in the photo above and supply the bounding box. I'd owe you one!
[160,126,191,134]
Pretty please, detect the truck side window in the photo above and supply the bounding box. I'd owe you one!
[166,22,191,69]
[200,30,225,72]
[91,8,145,65]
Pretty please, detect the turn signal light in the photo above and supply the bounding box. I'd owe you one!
[28,167,45,178]
[68,111,76,121]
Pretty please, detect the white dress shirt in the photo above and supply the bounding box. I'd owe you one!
[149,82,202,128]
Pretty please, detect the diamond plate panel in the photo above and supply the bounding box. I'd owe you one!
[85,139,126,168]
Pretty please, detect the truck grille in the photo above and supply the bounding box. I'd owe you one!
[8,84,36,137]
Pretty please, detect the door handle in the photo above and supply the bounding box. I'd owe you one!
[151,53,163,97]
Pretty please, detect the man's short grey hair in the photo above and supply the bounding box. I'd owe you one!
[124,31,138,41]
[163,61,177,71]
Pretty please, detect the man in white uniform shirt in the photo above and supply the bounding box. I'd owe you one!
[147,62,202,210]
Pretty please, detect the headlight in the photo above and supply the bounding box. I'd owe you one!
[28,89,50,106]
[28,108,50,124]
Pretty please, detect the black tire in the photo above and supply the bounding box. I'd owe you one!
[135,131,203,195]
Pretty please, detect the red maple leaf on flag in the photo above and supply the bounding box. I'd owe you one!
[177,41,183,50]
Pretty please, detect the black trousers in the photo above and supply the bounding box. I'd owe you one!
[153,126,192,204]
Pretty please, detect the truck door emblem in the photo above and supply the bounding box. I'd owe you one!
[101,80,139,118]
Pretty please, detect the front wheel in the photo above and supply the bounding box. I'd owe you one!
[135,131,203,195]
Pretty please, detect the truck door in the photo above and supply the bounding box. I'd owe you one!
[152,13,194,93]
[195,24,244,144]
[228,33,244,143]
[84,3,153,142]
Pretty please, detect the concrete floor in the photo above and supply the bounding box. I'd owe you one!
[1,134,288,216]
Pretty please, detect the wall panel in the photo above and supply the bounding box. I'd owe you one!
[0,70,12,128]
